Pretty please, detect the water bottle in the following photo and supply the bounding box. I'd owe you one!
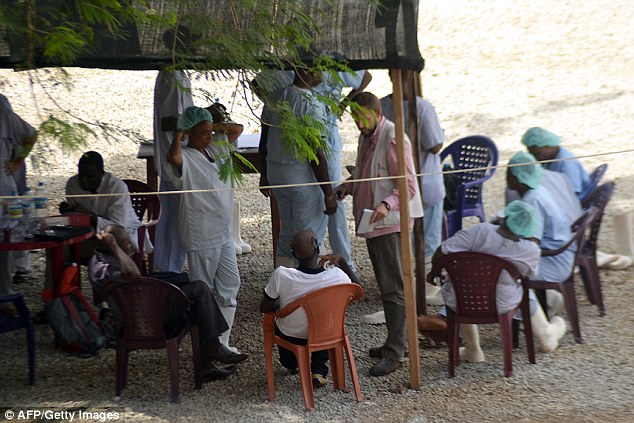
[22,187,37,237]
[34,181,50,219]
[8,191,25,243]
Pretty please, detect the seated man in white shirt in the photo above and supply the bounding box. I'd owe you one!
[259,229,360,387]
[59,151,148,256]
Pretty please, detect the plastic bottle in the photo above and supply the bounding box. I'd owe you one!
[22,187,37,237]
[8,191,25,243]
[34,181,50,219]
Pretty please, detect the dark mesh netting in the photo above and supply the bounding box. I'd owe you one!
[1,0,423,71]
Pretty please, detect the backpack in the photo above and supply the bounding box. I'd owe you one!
[43,264,108,355]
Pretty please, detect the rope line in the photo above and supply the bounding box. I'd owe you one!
[1,147,632,201]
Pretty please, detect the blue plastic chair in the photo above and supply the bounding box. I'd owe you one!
[0,293,35,384]
[440,136,498,237]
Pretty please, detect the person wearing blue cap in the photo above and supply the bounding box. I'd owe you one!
[419,200,567,361]
[521,127,590,198]
[166,106,243,355]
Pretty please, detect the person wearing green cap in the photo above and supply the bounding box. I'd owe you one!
[419,200,567,361]
[521,127,590,198]
[166,106,244,356]
[506,151,579,317]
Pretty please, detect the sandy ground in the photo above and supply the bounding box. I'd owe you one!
[1,0,634,422]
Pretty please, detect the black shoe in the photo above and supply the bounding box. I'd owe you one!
[369,346,383,359]
[207,343,249,364]
[202,364,236,382]
[369,346,408,359]
[369,358,402,377]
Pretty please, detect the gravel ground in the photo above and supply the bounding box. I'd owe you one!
[1,0,634,421]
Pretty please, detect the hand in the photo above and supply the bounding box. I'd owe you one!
[259,174,271,198]
[212,122,228,134]
[96,230,117,248]
[324,193,337,215]
[174,130,185,143]
[4,158,24,175]
[334,184,350,200]
[370,202,389,224]
[318,253,343,269]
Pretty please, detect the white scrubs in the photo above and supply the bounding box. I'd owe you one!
[152,70,194,272]
[171,146,240,306]
[1,95,35,296]
[263,85,329,259]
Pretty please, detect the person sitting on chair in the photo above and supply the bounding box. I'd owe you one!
[88,225,248,382]
[521,127,590,198]
[419,200,567,362]
[60,151,148,255]
[259,229,360,388]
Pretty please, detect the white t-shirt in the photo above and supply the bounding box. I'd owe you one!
[264,266,351,338]
[441,223,540,314]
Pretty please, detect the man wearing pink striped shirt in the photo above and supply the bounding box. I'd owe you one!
[335,92,423,376]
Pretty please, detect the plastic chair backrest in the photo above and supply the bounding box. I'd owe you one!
[122,179,161,225]
[105,277,192,348]
[440,136,498,208]
[303,284,364,346]
[583,182,614,252]
[579,164,608,208]
[431,252,522,318]
[271,283,363,343]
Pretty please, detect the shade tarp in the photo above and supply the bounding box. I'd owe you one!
[0,0,424,71]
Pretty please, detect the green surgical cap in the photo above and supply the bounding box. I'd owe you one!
[509,151,543,189]
[178,106,213,130]
[521,127,561,147]
[504,200,538,239]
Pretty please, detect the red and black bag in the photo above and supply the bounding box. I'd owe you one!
[42,264,107,355]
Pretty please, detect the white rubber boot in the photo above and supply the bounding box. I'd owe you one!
[546,290,565,319]
[459,324,485,363]
[426,283,445,306]
[219,306,240,353]
[531,306,567,352]
[232,201,251,255]
[607,212,634,270]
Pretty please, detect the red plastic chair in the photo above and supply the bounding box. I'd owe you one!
[0,293,35,385]
[429,252,535,378]
[577,182,615,316]
[440,136,498,237]
[527,207,600,344]
[104,277,202,403]
[263,283,364,411]
[122,180,161,274]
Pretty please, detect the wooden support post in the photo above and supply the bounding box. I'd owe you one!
[390,68,420,390]
[404,70,427,316]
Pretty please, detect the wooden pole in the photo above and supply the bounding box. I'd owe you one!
[390,68,420,390]
[404,70,427,316]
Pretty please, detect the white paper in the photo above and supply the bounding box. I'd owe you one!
[236,133,260,149]
[356,209,376,234]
